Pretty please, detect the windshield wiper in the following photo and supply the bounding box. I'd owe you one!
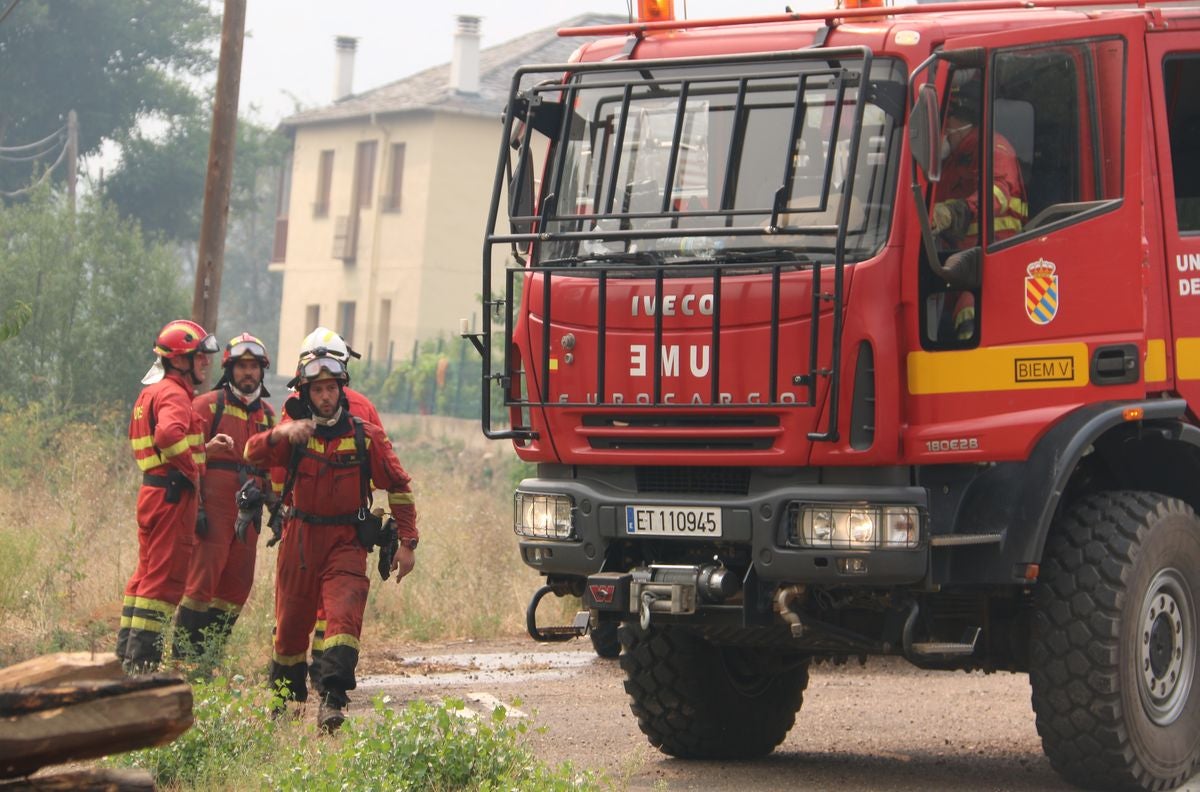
[713,247,813,264]
[538,250,665,267]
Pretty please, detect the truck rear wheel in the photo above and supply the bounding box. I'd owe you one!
[618,623,808,758]
[1031,491,1200,791]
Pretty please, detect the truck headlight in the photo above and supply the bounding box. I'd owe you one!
[790,504,920,549]
[514,492,575,540]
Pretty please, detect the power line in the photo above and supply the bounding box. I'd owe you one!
[0,125,67,154]
[0,0,20,28]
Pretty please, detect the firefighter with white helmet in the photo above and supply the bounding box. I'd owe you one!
[245,340,417,732]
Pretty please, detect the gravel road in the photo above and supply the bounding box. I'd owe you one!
[355,635,1200,792]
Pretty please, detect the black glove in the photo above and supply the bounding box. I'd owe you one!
[234,480,266,543]
[377,516,399,581]
[195,507,209,537]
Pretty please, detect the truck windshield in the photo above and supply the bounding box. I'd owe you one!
[530,54,906,268]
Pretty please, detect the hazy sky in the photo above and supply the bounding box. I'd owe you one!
[239,0,816,123]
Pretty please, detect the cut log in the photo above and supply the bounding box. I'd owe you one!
[0,653,122,691]
[0,678,192,779]
[0,767,155,791]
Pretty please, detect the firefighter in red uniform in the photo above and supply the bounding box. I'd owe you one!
[245,346,417,732]
[118,320,230,673]
[931,73,1029,340]
[173,333,277,662]
[277,327,385,697]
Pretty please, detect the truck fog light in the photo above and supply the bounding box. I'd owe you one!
[837,557,868,575]
[789,504,923,549]
[514,492,576,540]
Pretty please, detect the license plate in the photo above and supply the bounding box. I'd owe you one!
[625,505,722,537]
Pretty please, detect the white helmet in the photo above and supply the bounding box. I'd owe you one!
[299,326,351,362]
[288,327,359,389]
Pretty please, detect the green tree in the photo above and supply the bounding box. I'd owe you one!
[104,113,288,354]
[0,190,189,410]
[0,0,217,190]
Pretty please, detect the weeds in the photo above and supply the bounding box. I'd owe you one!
[108,678,599,791]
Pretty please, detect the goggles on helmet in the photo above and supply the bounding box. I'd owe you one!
[300,355,347,380]
[198,334,220,354]
[228,340,267,362]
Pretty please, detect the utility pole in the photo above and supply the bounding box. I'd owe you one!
[192,0,246,335]
[65,110,77,213]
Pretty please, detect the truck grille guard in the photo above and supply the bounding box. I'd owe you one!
[470,46,879,445]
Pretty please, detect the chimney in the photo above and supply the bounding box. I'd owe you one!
[449,15,481,94]
[334,35,358,101]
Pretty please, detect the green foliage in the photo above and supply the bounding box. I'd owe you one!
[104,113,287,357]
[0,0,217,190]
[0,191,189,409]
[0,301,31,343]
[109,681,599,792]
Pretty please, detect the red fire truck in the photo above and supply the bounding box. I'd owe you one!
[468,0,1200,788]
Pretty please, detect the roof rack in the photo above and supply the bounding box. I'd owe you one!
[558,0,1193,37]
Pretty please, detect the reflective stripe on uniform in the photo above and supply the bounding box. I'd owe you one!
[323,633,360,651]
[136,453,166,471]
[388,492,415,506]
[131,435,156,451]
[211,599,241,615]
[133,596,176,617]
[273,651,307,666]
[211,402,249,422]
[129,615,168,632]
[180,596,211,612]
[160,437,191,460]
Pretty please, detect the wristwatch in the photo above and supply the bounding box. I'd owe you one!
[399,536,419,550]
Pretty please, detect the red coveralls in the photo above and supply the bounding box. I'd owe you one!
[246,410,416,706]
[305,387,382,687]
[173,386,276,657]
[933,128,1029,339]
[118,371,207,669]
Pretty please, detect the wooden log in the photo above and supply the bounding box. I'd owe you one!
[0,680,192,779]
[0,676,181,717]
[0,653,122,692]
[0,767,155,791]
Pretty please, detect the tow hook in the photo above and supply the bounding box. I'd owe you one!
[774,584,807,638]
[525,584,590,642]
[628,563,739,629]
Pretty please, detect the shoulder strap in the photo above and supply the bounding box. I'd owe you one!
[353,417,372,511]
[209,389,227,440]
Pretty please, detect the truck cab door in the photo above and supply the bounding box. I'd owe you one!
[1146,34,1200,416]
[909,17,1148,460]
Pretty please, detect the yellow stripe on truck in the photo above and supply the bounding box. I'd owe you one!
[907,342,1089,395]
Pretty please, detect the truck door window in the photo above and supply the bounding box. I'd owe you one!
[1163,55,1200,233]
[990,37,1126,241]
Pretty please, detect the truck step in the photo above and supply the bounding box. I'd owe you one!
[930,532,1004,547]
[909,627,981,657]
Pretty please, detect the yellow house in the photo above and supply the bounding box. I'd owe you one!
[270,13,620,372]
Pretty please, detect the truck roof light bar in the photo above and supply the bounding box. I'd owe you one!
[558,0,1181,38]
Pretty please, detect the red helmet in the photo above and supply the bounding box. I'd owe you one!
[222,332,270,369]
[153,320,218,358]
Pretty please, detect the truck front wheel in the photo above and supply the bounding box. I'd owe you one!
[1031,491,1200,791]
[618,623,808,758]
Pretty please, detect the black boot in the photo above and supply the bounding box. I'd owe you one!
[172,604,214,661]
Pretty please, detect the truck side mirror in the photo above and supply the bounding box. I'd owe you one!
[910,83,942,184]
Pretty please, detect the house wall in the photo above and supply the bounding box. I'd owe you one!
[275,109,499,373]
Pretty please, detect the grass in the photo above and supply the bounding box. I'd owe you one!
[0,405,566,669]
[0,405,601,789]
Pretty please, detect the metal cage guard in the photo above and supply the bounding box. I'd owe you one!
[472,46,877,442]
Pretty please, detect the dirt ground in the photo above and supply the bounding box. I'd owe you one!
[353,634,1200,792]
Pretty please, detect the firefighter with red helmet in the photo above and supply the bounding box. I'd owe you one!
[930,71,1029,340]
[173,333,278,662]
[118,319,231,672]
[245,344,417,732]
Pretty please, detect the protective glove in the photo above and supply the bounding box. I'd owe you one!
[195,507,209,538]
[931,201,954,232]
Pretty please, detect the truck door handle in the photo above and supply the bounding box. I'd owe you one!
[1090,344,1139,386]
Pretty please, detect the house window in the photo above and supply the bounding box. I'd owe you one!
[272,148,293,262]
[314,150,334,218]
[384,143,406,212]
[353,141,377,209]
[305,304,320,332]
[338,301,357,347]
[376,299,392,364]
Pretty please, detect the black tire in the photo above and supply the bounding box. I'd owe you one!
[618,623,808,758]
[589,620,621,659]
[1031,491,1200,791]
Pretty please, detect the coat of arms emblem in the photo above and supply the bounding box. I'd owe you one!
[1025,259,1059,325]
